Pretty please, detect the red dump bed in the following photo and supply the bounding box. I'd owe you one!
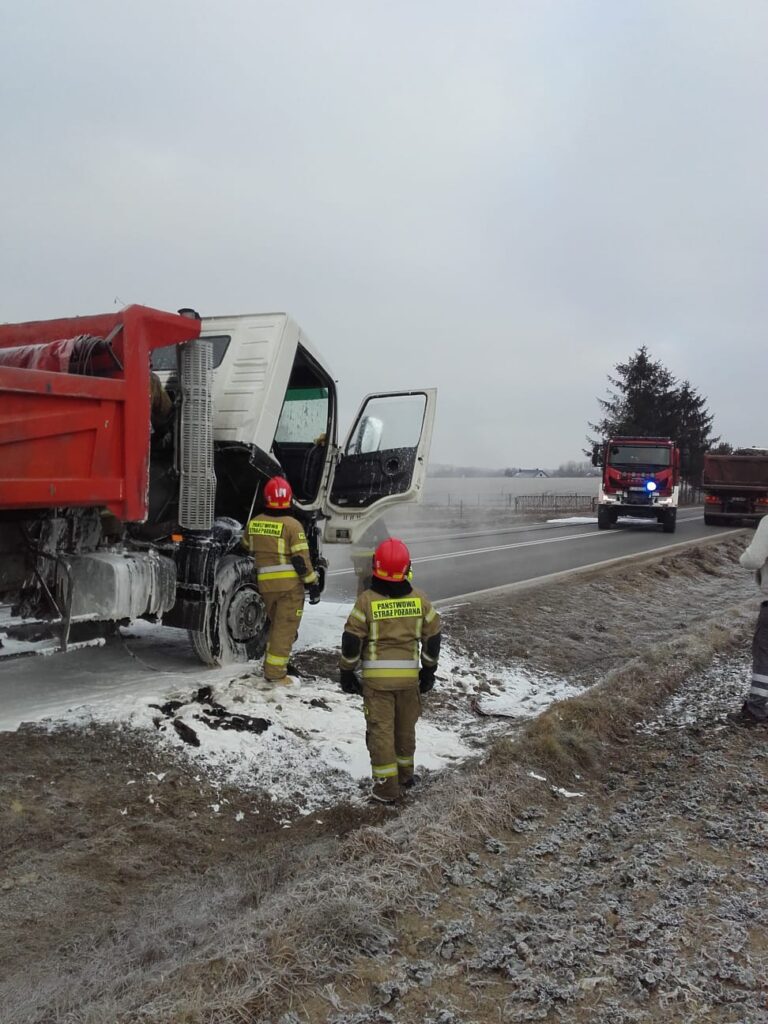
[702,452,768,492]
[0,305,200,521]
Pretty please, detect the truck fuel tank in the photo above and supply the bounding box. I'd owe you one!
[64,551,176,622]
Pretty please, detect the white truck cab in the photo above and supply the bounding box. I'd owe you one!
[153,312,436,545]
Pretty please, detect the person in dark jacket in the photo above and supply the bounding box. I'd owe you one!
[730,514,768,725]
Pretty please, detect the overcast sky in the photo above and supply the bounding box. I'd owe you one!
[1,1,766,468]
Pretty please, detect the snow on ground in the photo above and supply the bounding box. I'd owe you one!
[0,601,580,813]
[546,516,679,527]
[547,516,597,525]
[641,650,752,733]
[473,676,582,717]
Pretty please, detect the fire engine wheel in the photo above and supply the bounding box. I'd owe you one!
[661,510,677,534]
[189,556,268,666]
[597,508,612,530]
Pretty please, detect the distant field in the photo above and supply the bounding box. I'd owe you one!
[423,474,599,506]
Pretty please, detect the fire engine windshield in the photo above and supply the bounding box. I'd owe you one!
[608,445,671,468]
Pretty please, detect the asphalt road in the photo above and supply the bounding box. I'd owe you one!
[324,509,743,604]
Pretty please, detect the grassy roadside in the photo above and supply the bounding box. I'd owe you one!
[1,538,760,1024]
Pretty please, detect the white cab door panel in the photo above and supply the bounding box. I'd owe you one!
[322,389,436,543]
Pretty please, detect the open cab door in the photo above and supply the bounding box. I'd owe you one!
[322,389,436,543]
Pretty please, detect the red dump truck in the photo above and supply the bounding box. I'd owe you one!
[0,305,436,662]
[591,436,681,533]
[702,449,768,526]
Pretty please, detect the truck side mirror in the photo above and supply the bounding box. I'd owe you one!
[349,415,384,455]
[591,444,602,468]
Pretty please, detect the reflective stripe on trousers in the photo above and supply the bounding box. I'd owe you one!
[266,651,290,667]
[258,564,299,582]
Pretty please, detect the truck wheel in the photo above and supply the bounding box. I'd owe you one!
[662,510,677,534]
[597,508,611,530]
[189,556,268,666]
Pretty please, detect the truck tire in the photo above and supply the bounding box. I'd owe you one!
[597,508,611,530]
[662,510,676,534]
[704,512,723,526]
[189,556,268,666]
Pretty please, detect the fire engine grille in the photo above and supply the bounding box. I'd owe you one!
[178,338,215,531]
[626,489,653,505]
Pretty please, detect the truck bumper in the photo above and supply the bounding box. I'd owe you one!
[603,504,675,520]
[705,510,767,525]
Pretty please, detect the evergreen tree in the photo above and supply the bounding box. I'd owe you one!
[586,347,717,481]
[708,441,734,455]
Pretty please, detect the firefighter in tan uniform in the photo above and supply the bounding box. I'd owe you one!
[339,538,441,803]
[243,476,320,684]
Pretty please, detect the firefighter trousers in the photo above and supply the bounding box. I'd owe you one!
[261,583,305,681]
[362,684,421,799]
[744,601,768,721]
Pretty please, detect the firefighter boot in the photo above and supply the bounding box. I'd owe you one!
[370,777,402,804]
[727,702,768,728]
[277,675,301,689]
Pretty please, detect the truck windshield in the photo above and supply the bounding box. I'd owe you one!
[608,446,671,467]
[275,387,330,444]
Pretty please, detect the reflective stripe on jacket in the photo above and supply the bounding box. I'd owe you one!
[243,512,318,592]
[340,587,441,690]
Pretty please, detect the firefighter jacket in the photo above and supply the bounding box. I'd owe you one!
[243,511,318,594]
[340,579,441,691]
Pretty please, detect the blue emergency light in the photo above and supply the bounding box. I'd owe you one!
[645,480,657,492]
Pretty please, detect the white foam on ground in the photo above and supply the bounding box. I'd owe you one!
[0,601,580,812]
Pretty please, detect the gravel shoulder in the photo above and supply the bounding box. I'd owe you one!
[1,535,765,1023]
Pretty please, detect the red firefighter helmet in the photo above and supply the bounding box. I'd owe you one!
[264,476,293,509]
[372,538,411,582]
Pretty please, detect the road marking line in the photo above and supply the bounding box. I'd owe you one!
[327,529,614,576]
[414,530,621,564]
[437,529,745,607]
[327,514,706,577]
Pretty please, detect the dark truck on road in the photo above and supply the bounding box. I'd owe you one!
[702,448,768,526]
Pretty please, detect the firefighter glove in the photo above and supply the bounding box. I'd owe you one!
[340,670,362,695]
[419,667,436,694]
[307,583,322,605]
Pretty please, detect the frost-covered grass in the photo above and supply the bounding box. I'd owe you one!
[1,581,753,1024]
[1,538,761,1023]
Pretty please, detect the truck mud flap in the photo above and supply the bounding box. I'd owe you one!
[163,593,210,631]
